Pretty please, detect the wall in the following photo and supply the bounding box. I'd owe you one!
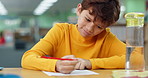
[125,0,146,13]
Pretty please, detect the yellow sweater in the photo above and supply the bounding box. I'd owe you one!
[21,23,126,72]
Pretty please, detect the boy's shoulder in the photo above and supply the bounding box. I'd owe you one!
[54,23,75,29]
[55,23,75,26]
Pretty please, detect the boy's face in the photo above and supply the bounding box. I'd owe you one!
[76,4,106,38]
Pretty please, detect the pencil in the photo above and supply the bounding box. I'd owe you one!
[41,56,77,61]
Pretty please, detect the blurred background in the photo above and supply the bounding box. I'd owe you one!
[0,0,148,68]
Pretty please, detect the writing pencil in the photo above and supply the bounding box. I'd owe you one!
[41,56,77,61]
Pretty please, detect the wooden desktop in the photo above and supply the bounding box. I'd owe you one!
[0,68,113,78]
[1,67,148,78]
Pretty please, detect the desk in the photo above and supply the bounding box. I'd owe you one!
[0,68,114,78]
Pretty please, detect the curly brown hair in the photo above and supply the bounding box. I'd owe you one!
[81,0,120,27]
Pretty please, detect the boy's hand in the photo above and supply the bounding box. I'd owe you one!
[74,58,92,70]
[55,55,78,74]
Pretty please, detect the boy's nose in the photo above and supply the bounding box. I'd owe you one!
[86,23,94,33]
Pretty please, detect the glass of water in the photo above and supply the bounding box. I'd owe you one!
[125,12,145,71]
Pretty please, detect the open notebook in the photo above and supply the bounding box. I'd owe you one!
[42,70,99,76]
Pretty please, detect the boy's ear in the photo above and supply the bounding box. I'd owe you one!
[76,3,82,16]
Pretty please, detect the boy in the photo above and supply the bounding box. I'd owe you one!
[22,0,125,74]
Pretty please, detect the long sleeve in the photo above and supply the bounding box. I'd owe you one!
[21,23,64,72]
[90,55,125,69]
[89,33,126,69]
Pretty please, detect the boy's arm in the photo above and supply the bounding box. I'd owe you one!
[90,35,126,69]
[21,24,63,72]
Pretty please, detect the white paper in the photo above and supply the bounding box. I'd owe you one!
[42,70,99,76]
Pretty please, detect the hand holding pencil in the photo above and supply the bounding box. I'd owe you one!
[55,55,78,74]
[41,55,92,74]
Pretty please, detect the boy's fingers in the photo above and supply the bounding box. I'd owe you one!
[75,62,81,70]
[79,63,85,70]
[61,61,78,66]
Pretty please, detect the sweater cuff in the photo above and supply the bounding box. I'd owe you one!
[46,59,58,72]
[89,59,97,70]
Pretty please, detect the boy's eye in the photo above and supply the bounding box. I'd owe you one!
[98,26,103,29]
[85,17,91,22]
